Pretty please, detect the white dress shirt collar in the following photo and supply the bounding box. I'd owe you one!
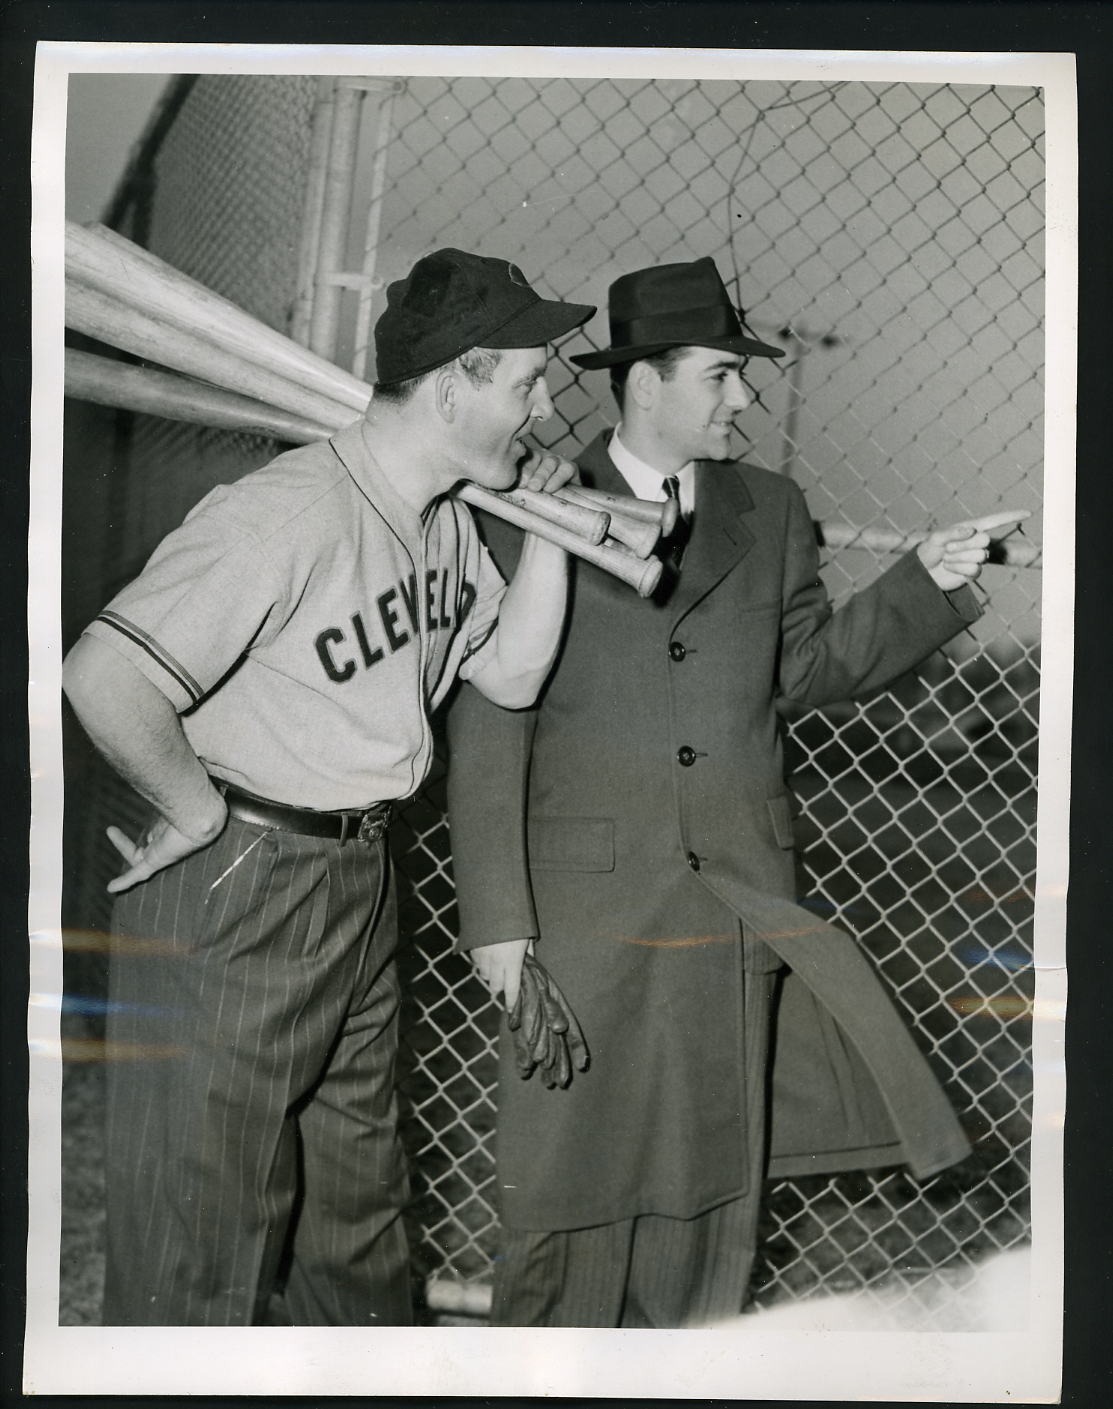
[608,427,695,516]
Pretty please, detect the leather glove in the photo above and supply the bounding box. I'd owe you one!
[506,958,543,1078]
[506,952,589,1089]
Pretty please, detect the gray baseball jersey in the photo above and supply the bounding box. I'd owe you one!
[84,419,506,809]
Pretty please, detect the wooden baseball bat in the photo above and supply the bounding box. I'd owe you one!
[62,243,663,591]
[557,482,679,537]
[72,338,1040,583]
[585,504,660,558]
[63,348,652,588]
[66,277,362,432]
[459,486,663,598]
[67,221,374,413]
[65,348,338,444]
[494,486,610,546]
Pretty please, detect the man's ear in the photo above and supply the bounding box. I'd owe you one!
[627,359,658,411]
[433,364,457,422]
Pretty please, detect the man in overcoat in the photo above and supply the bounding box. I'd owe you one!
[446,257,1006,1328]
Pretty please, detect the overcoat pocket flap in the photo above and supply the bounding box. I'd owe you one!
[766,794,796,849]
[528,816,615,872]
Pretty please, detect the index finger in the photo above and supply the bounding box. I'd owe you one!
[107,860,152,894]
[518,453,565,493]
[959,509,1032,537]
[514,448,545,489]
[536,457,577,494]
[515,443,540,472]
[105,824,140,865]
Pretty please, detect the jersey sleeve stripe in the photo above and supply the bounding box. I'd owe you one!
[95,610,205,705]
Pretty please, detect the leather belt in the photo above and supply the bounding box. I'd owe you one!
[220,784,393,845]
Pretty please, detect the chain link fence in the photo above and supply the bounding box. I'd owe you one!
[364,74,1043,1323]
[64,72,1042,1326]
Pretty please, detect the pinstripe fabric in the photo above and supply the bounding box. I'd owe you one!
[490,968,775,1328]
[102,816,411,1326]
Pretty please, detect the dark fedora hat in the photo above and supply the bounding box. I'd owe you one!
[375,248,595,385]
[570,256,784,370]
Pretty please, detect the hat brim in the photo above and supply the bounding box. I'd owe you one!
[571,332,785,370]
[482,297,596,350]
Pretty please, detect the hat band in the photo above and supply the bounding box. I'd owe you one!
[611,301,742,348]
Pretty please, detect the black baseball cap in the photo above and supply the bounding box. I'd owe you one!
[374,248,596,385]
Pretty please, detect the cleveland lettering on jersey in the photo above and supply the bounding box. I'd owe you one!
[315,570,478,684]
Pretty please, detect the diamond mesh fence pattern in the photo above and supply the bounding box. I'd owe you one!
[66,74,1042,1323]
[117,74,319,572]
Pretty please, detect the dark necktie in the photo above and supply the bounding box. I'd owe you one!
[662,475,691,564]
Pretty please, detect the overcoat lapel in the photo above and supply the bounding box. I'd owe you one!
[668,461,756,621]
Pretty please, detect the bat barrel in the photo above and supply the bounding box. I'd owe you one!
[67,221,374,413]
[66,277,357,433]
[65,349,334,445]
[558,483,678,537]
[593,508,660,559]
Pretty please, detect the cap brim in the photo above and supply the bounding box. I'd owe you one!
[482,297,596,350]
[571,333,785,370]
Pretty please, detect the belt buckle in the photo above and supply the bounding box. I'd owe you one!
[357,807,389,845]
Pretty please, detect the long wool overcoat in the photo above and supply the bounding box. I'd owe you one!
[447,431,978,1232]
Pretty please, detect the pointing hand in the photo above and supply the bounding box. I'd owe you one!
[916,510,1031,591]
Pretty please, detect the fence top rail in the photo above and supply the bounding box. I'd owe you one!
[819,520,1041,568]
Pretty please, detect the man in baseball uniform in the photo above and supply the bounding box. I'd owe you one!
[447,257,1020,1327]
[62,248,594,1326]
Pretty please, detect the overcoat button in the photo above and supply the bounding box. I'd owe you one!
[668,641,686,661]
[677,745,696,766]
[687,851,701,871]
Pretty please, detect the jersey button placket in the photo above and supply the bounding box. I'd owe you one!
[414,518,434,780]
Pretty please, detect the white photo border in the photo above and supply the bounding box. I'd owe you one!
[27,41,1073,1401]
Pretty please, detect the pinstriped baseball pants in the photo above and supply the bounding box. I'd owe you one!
[101,816,412,1326]
[490,969,776,1328]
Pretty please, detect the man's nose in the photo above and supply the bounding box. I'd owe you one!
[530,378,554,423]
[725,375,750,412]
